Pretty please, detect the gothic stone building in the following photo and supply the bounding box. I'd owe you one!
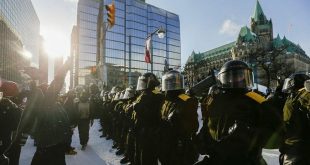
[184,0,310,89]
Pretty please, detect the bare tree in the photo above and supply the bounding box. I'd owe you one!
[249,45,293,89]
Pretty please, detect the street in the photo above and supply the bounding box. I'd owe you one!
[19,117,280,165]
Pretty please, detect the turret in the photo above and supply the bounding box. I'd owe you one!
[250,0,273,50]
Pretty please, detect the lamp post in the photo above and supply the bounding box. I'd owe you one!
[147,26,165,73]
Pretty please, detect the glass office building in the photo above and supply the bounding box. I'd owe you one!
[0,0,40,67]
[75,0,180,88]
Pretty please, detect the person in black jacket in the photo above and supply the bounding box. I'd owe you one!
[63,90,78,155]
[31,58,71,165]
[0,81,23,165]
[75,91,92,150]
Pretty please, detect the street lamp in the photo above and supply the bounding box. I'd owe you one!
[147,26,166,73]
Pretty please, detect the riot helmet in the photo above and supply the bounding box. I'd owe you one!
[282,73,310,93]
[75,85,84,94]
[123,86,135,99]
[218,60,253,89]
[305,80,310,92]
[110,86,119,94]
[102,91,109,102]
[100,90,105,98]
[119,90,125,100]
[162,70,184,92]
[136,72,160,91]
[79,91,89,103]
[89,83,99,94]
[113,92,121,101]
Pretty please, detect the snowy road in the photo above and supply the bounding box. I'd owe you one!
[20,119,280,165]
[20,121,123,165]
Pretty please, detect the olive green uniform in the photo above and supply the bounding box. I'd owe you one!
[159,93,199,165]
[280,88,310,165]
[133,89,164,165]
[197,89,281,165]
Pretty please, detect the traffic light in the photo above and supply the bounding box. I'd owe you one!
[105,2,115,29]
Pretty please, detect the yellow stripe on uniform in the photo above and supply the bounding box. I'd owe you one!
[178,94,191,101]
[152,89,161,94]
[298,87,305,92]
[245,91,266,104]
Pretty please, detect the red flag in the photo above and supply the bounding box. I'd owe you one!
[145,37,151,63]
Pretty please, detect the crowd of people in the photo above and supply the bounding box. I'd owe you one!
[1,59,310,165]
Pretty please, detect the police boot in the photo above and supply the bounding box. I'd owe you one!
[120,156,130,164]
[116,149,124,155]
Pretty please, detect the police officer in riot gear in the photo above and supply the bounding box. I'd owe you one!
[104,86,120,140]
[133,73,164,165]
[280,73,310,165]
[159,70,199,165]
[120,87,137,164]
[196,60,281,165]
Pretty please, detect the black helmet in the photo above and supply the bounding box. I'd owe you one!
[162,70,184,92]
[89,83,99,94]
[218,60,253,89]
[79,91,89,102]
[136,73,160,91]
[282,73,310,93]
[123,86,135,99]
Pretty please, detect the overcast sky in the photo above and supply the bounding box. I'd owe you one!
[31,0,310,81]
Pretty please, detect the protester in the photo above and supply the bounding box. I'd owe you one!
[31,58,71,165]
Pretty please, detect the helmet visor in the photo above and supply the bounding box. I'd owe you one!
[218,69,253,89]
[162,73,184,92]
[136,76,146,91]
[282,78,294,93]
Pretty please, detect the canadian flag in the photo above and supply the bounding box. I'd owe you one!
[145,37,151,63]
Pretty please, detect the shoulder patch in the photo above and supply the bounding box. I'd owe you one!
[178,94,191,101]
[245,91,266,104]
[152,89,161,94]
[298,87,305,92]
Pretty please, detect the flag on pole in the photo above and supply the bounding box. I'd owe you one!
[145,37,151,63]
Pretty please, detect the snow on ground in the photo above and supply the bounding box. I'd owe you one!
[19,108,280,165]
[20,120,123,165]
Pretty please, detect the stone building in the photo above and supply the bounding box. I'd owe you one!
[184,0,310,89]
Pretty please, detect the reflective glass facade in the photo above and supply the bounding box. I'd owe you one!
[0,0,40,66]
[76,0,180,88]
[76,0,99,86]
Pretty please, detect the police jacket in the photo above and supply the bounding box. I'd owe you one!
[281,88,310,155]
[133,89,164,131]
[160,92,198,139]
[198,89,281,164]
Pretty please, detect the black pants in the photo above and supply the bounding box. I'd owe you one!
[78,119,90,145]
[31,143,66,165]
[7,144,21,165]
[65,129,74,151]
[135,130,159,165]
